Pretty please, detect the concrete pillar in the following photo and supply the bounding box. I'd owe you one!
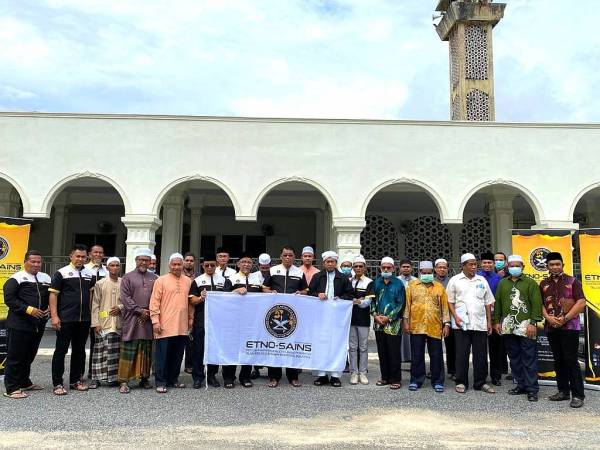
[51,204,67,256]
[160,191,184,274]
[332,218,366,264]
[0,185,21,217]
[447,223,462,263]
[188,193,204,259]
[488,191,514,254]
[121,214,162,272]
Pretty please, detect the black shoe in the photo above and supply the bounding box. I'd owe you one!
[491,379,502,387]
[570,397,584,408]
[250,369,260,379]
[527,393,538,402]
[207,377,220,388]
[505,374,513,381]
[329,377,342,387]
[549,392,570,401]
[508,387,527,395]
[184,367,193,374]
[193,383,202,389]
[314,376,329,386]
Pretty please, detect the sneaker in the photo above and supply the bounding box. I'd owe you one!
[359,373,369,385]
[349,373,359,385]
[570,397,584,408]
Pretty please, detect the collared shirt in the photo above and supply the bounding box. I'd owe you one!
[189,272,225,328]
[224,271,263,293]
[120,269,158,341]
[371,276,405,336]
[350,275,374,327]
[91,276,122,334]
[493,275,542,338]
[216,266,236,279]
[4,270,51,332]
[397,275,417,287]
[263,264,308,294]
[434,275,450,289]
[325,270,336,300]
[404,279,450,339]
[477,269,502,295]
[49,263,96,323]
[540,273,585,332]
[150,273,193,339]
[446,272,495,332]
[183,269,199,280]
[300,265,320,285]
[85,261,108,283]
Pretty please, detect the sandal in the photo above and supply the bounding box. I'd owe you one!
[224,382,235,389]
[119,383,130,394]
[267,379,279,388]
[455,384,466,394]
[313,376,328,386]
[138,380,153,390]
[173,383,186,389]
[69,381,88,392]
[408,383,419,391]
[156,386,168,393]
[3,389,28,399]
[481,384,496,394]
[434,384,444,393]
[376,380,389,386]
[88,380,100,390]
[389,383,402,390]
[21,384,44,391]
[290,379,302,388]
[53,385,68,396]
[241,380,253,388]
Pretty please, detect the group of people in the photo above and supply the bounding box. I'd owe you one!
[2,243,587,408]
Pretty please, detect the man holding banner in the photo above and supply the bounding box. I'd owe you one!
[541,252,586,408]
[3,250,50,399]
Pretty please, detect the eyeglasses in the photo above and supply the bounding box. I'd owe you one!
[353,264,365,269]
[203,263,216,267]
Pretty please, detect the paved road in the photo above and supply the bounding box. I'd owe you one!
[2,332,599,449]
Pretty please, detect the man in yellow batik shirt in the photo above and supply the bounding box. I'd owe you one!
[403,261,450,393]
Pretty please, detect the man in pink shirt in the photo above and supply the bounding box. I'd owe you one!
[150,253,193,393]
[300,246,320,285]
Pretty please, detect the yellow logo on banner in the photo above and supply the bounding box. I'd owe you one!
[580,234,600,315]
[0,222,31,321]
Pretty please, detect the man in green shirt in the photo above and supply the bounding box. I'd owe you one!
[493,254,542,402]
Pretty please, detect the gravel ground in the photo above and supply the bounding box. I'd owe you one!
[2,331,599,449]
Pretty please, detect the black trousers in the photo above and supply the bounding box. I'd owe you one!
[375,330,402,384]
[410,334,444,387]
[191,326,218,384]
[222,365,252,384]
[547,329,585,399]
[504,334,538,394]
[154,335,187,387]
[4,327,45,394]
[454,329,488,390]
[184,336,194,370]
[267,367,299,383]
[488,331,507,382]
[87,327,95,379]
[52,321,90,387]
[444,328,456,374]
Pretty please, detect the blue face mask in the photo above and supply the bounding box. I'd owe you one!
[495,260,505,270]
[420,273,434,284]
[341,267,352,275]
[508,267,523,277]
[381,271,393,279]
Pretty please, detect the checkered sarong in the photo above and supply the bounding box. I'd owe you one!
[91,332,121,383]
[117,339,153,383]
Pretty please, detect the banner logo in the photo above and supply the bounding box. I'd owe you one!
[265,304,297,338]
[529,247,550,271]
[0,237,9,260]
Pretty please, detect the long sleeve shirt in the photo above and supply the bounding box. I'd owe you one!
[120,269,158,341]
[493,275,542,338]
[150,273,193,339]
[91,277,122,333]
[371,276,405,336]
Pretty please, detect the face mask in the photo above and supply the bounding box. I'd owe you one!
[508,267,522,277]
[420,273,434,283]
[381,271,393,279]
[341,267,352,275]
[494,260,505,270]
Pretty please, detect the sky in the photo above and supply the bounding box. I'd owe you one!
[0,0,598,122]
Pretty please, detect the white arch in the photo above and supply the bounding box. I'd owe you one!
[249,176,339,218]
[569,181,600,218]
[41,171,131,217]
[359,178,450,221]
[457,179,544,224]
[0,171,29,213]
[153,174,242,217]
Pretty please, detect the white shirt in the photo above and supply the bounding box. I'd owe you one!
[446,272,495,332]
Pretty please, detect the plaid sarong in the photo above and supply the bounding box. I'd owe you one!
[91,332,121,383]
[117,339,153,383]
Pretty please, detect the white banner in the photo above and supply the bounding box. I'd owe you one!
[204,291,353,372]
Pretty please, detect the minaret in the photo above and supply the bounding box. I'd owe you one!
[434,0,506,121]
